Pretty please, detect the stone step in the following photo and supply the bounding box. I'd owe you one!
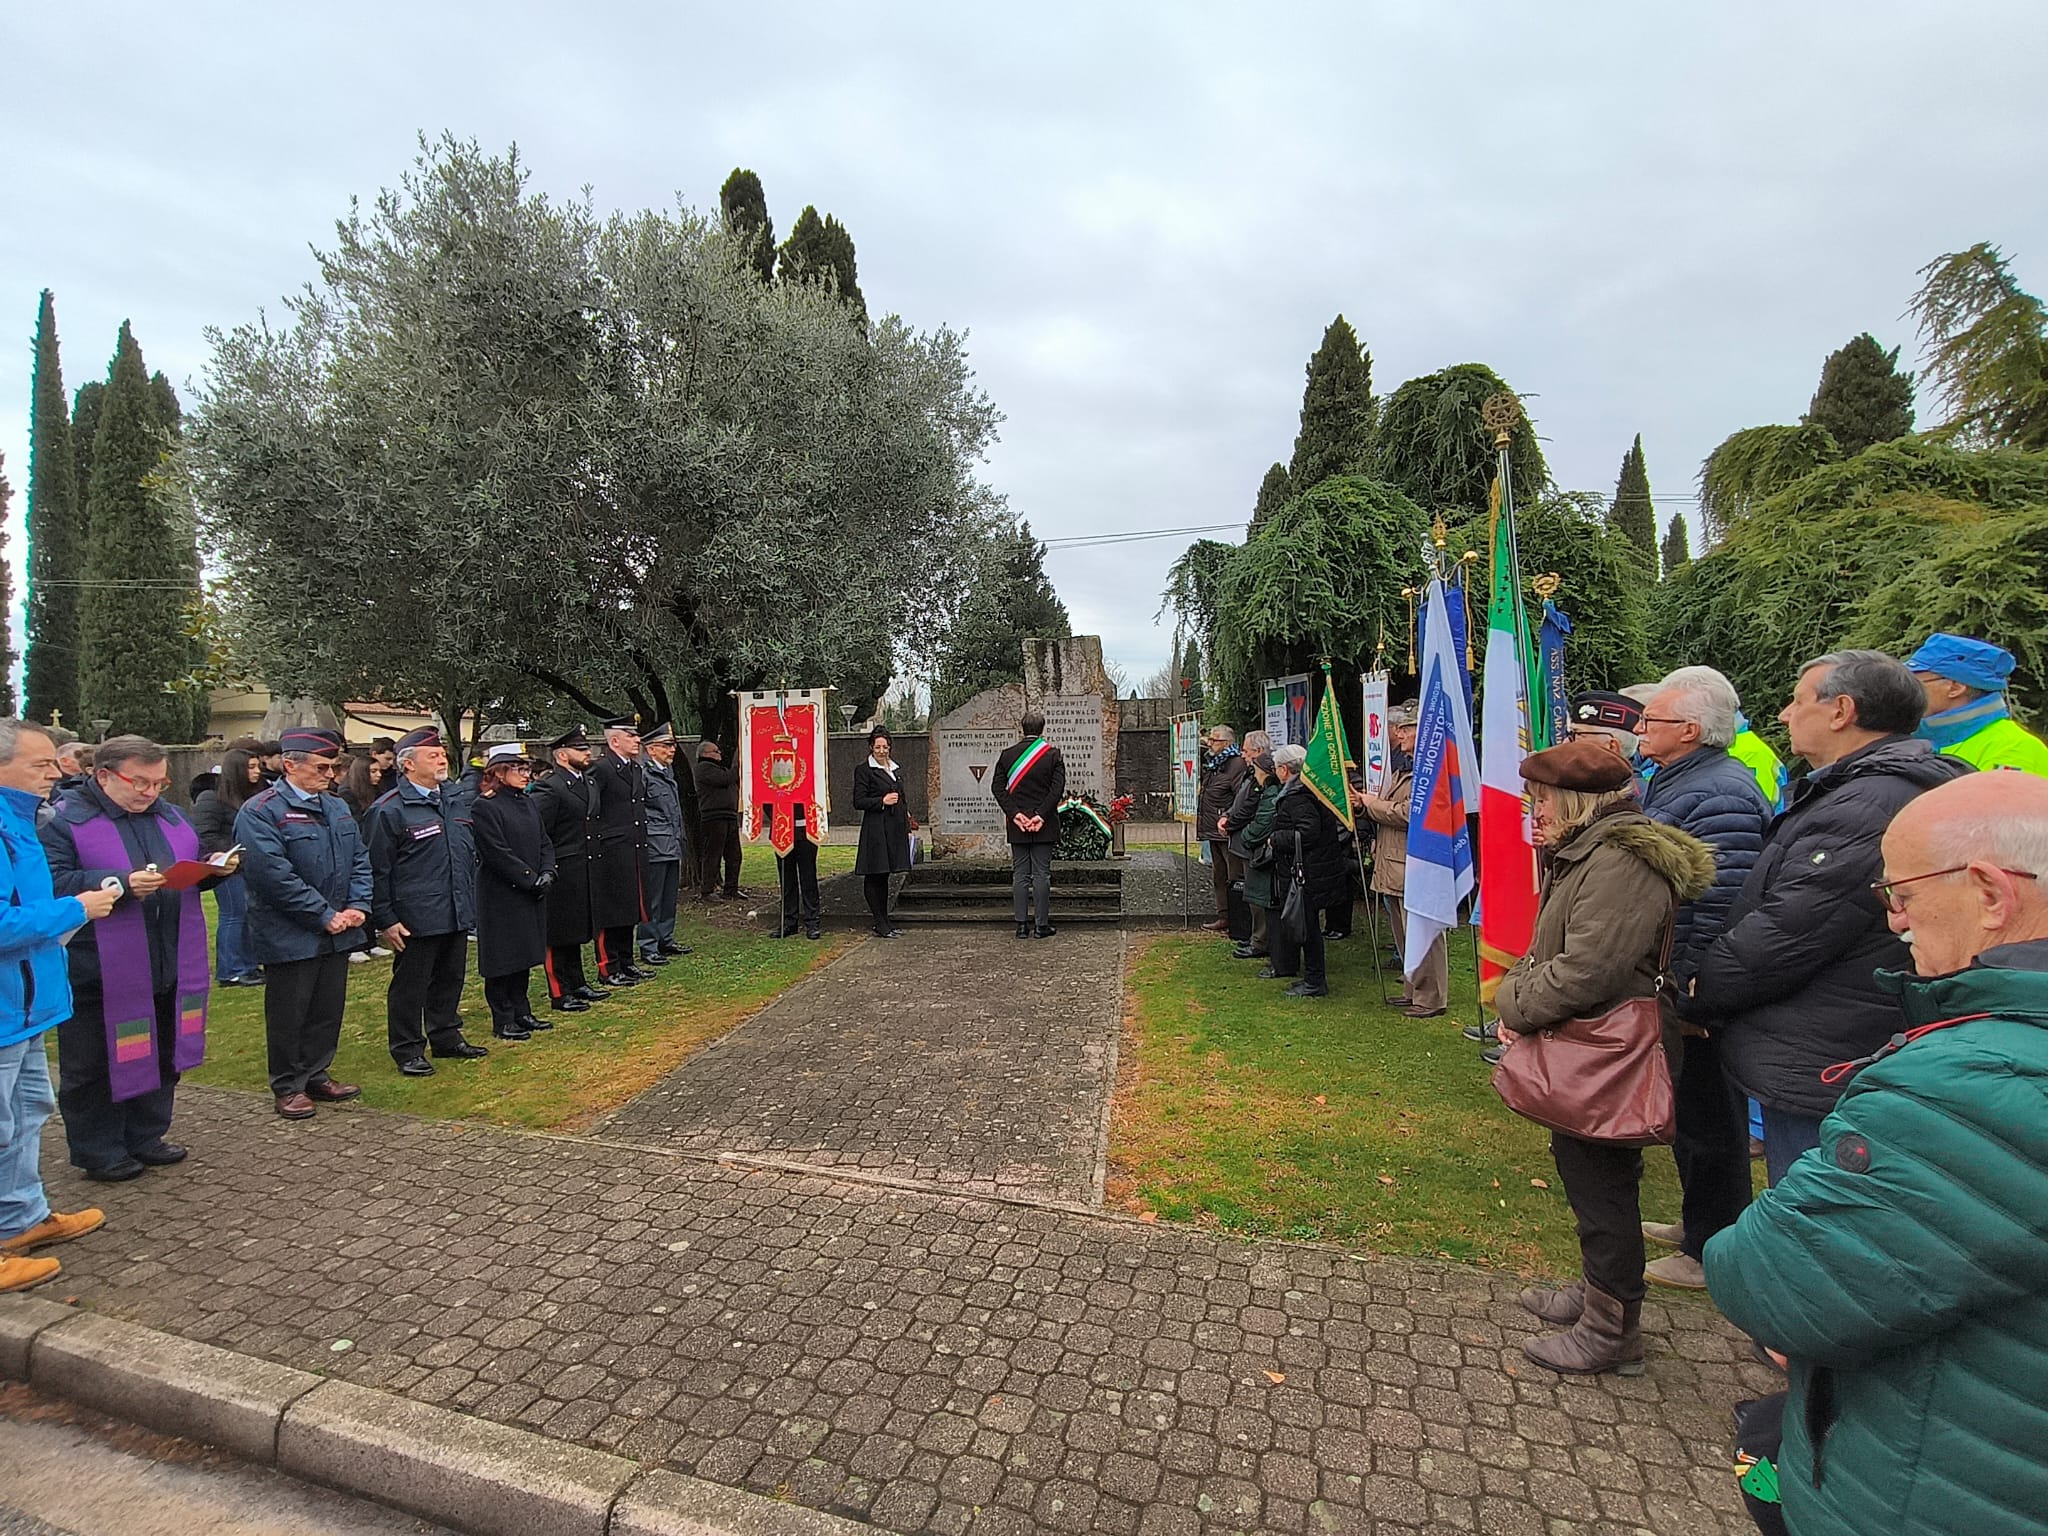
[894,906,1122,924]
[897,885,1120,911]
[909,860,1123,887]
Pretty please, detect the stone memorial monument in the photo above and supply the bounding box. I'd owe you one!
[928,636,1120,856]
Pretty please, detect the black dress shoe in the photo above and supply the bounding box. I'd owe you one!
[131,1141,187,1166]
[551,996,591,1013]
[397,1057,436,1077]
[1034,925,1056,939]
[574,985,609,1003]
[657,942,692,956]
[623,965,656,982]
[492,1024,533,1041]
[433,1039,490,1059]
[1324,930,1350,941]
[1016,923,1032,939]
[1480,1044,1506,1067]
[636,950,671,967]
[1284,982,1329,998]
[517,1014,552,1032]
[805,925,821,941]
[85,1158,147,1183]
[600,971,640,987]
[871,927,900,939]
[1257,966,1291,980]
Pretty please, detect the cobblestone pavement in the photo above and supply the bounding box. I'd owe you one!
[594,929,1124,1203]
[41,1091,1773,1536]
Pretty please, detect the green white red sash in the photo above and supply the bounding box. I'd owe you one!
[1005,738,1052,792]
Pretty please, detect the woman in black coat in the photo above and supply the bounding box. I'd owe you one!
[1263,744,1347,998]
[469,748,557,1041]
[852,727,913,938]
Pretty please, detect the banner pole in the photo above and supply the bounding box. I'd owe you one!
[1358,841,1386,1000]
[1182,819,1191,930]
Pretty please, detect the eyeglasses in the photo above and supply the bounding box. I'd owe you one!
[105,769,172,795]
[1871,866,2040,914]
[1635,715,1689,730]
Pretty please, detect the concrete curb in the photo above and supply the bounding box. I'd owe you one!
[0,1296,870,1536]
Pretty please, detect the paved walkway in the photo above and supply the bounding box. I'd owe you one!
[31,933,1774,1535]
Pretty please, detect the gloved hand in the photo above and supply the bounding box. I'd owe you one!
[534,870,556,894]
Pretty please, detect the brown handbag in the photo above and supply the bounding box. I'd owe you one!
[1490,901,1678,1147]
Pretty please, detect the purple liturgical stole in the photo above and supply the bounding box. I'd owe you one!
[68,811,210,1103]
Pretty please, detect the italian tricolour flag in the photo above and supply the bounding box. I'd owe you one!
[1477,480,1540,1005]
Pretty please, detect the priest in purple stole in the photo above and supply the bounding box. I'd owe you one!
[40,736,226,1182]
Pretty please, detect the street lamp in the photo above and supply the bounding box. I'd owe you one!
[90,718,112,743]
[839,704,857,733]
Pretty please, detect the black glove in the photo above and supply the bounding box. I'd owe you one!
[534,870,555,894]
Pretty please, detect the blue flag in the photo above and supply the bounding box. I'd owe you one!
[1404,579,1477,972]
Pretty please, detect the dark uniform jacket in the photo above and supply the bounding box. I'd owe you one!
[234,781,374,965]
[992,738,1066,847]
[852,760,912,875]
[365,778,476,938]
[589,748,647,928]
[41,783,217,999]
[470,787,554,979]
[643,760,684,864]
[693,755,740,822]
[1685,735,1971,1118]
[532,767,600,947]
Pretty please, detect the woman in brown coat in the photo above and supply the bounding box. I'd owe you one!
[1494,739,1713,1376]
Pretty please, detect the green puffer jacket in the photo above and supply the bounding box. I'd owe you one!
[1239,780,1285,909]
[1703,939,2048,1536]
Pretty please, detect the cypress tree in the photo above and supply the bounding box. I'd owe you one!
[1287,315,1374,491]
[1609,434,1657,569]
[778,206,865,323]
[149,370,183,434]
[70,380,106,509]
[1248,461,1291,533]
[26,290,81,726]
[78,323,189,740]
[719,168,776,283]
[1801,332,1915,456]
[1181,636,1205,714]
[0,456,14,713]
[1660,513,1691,574]
[932,523,1071,717]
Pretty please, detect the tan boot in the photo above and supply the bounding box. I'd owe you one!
[1516,1281,1585,1325]
[0,1254,61,1293]
[1523,1285,1644,1376]
[1,1208,105,1254]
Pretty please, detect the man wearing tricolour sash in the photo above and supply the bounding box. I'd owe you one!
[993,710,1067,940]
[40,735,229,1182]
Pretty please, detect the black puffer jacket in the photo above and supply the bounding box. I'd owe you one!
[1265,779,1347,910]
[1639,746,1770,987]
[1685,735,1970,1117]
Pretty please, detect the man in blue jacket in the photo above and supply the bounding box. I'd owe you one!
[1705,770,2048,1536]
[0,720,119,1292]
[1633,667,1771,1289]
[235,727,373,1120]
[364,726,487,1076]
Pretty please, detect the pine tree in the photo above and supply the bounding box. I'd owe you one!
[932,523,1072,717]
[719,168,776,283]
[1660,513,1690,574]
[78,323,190,740]
[1287,315,1373,491]
[778,206,865,322]
[0,455,14,713]
[1181,636,1205,714]
[1801,332,1915,456]
[1248,462,1291,533]
[26,290,81,726]
[1609,434,1657,569]
[70,380,105,508]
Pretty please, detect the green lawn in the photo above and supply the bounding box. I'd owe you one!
[1109,926,1697,1279]
[183,896,850,1130]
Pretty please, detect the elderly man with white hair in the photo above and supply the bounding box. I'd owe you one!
[1705,771,2048,1536]
[1632,666,1772,1288]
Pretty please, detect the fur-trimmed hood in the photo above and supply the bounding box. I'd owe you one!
[1553,807,1717,903]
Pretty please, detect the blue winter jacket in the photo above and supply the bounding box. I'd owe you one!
[1638,745,1770,987]
[234,782,373,965]
[0,785,87,1049]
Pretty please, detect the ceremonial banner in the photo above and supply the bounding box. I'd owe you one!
[1263,682,1288,747]
[1478,481,1542,1005]
[737,688,831,855]
[1446,573,1475,720]
[1536,600,1572,752]
[1301,665,1355,831]
[1404,580,1476,976]
[1170,714,1201,822]
[1361,671,1390,796]
[1281,674,1312,749]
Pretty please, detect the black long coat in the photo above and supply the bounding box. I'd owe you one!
[532,768,599,947]
[992,739,1066,847]
[1267,779,1348,909]
[852,760,912,875]
[589,748,648,929]
[470,788,555,979]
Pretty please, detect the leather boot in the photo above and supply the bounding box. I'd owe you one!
[1523,1285,1644,1376]
[1516,1281,1584,1326]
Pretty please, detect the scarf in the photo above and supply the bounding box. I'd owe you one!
[69,811,209,1101]
[1005,738,1053,792]
[1917,692,2011,753]
[1202,743,1242,773]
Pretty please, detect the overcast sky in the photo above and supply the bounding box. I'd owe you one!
[5,2,2045,700]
